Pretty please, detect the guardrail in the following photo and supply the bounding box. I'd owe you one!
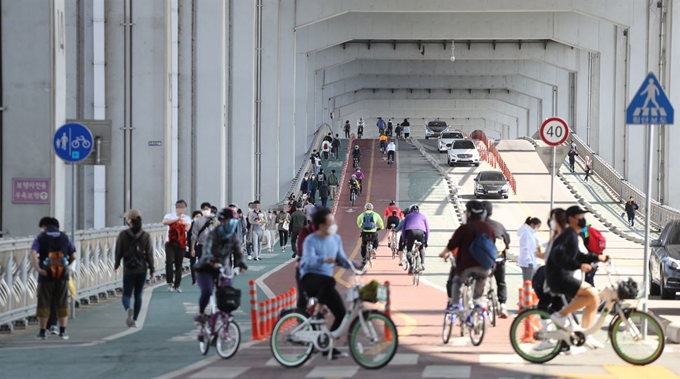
[331,134,356,216]
[0,223,183,331]
[472,136,517,194]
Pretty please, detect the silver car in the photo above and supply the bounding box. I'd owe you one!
[437,130,465,152]
[650,220,680,299]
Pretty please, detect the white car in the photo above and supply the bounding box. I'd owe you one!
[437,130,465,152]
[447,139,480,167]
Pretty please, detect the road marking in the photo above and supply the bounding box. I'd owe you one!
[306,366,359,378]
[255,257,295,299]
[389,353,419,365]
[101,279,168,342]
[188,366,249,379]
[422,365,472,378]
[478,354,524,364]
[603,365,680,379]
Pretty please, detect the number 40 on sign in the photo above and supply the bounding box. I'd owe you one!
[540,117,570,147]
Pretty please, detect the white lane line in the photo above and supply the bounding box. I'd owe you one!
[422,365,471,378]
[255,258,294,299]
[152,340,261,379]
[102,278,168,341]
[188,366,249,379]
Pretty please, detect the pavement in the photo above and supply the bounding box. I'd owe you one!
[3,136,680,379]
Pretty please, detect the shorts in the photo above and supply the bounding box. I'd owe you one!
[37,280,69,318]
[546,274,581,299]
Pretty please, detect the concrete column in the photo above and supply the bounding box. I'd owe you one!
[611,25,627,172]
[1,0,66,236]
[259,0,280,208]
[277,0,296,200]
[595,24,617,165]
[229,0,256,206]
[294,49,308,169]
[194,0,228,207]
[177,0,193,206]
[665,0,680,208]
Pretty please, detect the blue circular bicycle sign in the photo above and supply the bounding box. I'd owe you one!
[53,123,94,163]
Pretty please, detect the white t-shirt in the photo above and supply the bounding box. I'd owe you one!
[164,213,192,242]
[387,142,396,152]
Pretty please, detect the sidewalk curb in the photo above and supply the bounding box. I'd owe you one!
[665,321,680,344]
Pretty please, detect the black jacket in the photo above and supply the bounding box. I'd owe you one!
[546,228,599,280]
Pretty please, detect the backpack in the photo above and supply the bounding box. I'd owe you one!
[361,213,376,230]
[585,226,606,254]
[468,223,498,270]
[44,233,69,279]
[124,232,145,270]
[168,220,187,249]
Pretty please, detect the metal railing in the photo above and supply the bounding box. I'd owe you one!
[0,223,180,329]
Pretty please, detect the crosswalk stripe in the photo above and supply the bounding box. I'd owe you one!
[478,354,524,364]
[422,365,472,378]
[306,366,359,378]
[188,367,249,379]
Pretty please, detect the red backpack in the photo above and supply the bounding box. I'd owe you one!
[585,226,606,254]
[168,221,187,249]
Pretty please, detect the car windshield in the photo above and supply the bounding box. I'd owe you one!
[427,121,447,131]
[452,140,475,149]
[479,172,506,182]
[441,132,463,139]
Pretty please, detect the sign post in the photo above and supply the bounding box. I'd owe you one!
[539,117,570,211]
[626,72,674,317]
[53,123,95,244]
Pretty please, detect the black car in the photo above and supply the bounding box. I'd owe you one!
[425,120,448,139]
[650,220,680,299]
[473,171,509,199]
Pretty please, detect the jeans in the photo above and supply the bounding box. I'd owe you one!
[321,197,328,208]
[295,267,306,310]
[165,243,185,288]
[302,273,345,331]
[344,130,350,138]
[279,230,289,248]
[628,215,635,227]
[122,272,146,320]
[569,160,575,172]
[450,266,491,305]
[197,272,215,314]
[251,229,263,258]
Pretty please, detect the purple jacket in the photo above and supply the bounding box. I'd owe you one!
[400,212,430,242]
[355,171,365,180]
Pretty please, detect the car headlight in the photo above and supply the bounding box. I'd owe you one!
[476,184,484,191]
[450,153,457,158]
[501,184,509,191]
[668,258,680,270]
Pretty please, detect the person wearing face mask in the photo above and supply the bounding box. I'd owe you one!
[190,203,218,285]
[194,207,248,324]
[186,210,203,285]
[299,207,356,359]
[517,217,541,282]
[546,205,608,349]
[115,209,154,328]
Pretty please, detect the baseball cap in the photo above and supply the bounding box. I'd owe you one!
[565,205,590,218]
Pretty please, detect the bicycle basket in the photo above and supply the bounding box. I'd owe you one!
[215,285,242,313]
[359,280,387,303]
[616,278,640,300]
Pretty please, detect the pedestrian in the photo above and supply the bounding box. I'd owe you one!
[300,173,311,198]
[624,196,639,227]
[30,217,76,340]
[289,202,307,258]
[115,209,154,328]
[327,169,339,200]
[321,139,331,160]
[304,198,316,224]
[186,210,203,285]
[249,201,266,261]
[482,201,510,318]
[310,176,319,203]
[276,210,290,253]
[265,210,277,252]
[189,203,217,285]
[317,168,326,185]
[319,182,330,208]
[162,199,192,293]
[584,156,592,182]
[343,120,351,139]
[395,124,402,139]
[568,148,579,173]
[43,217,63,336]
[331,134,341,160]
[518,216,541,282]
[402,118,411,138]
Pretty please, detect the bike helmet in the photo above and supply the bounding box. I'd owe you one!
[354,145,359,149]
[351,174,356,179]
[217,207,237,221]
[365,203,374,210]
[389,200,396,205]
[409,204,419,213]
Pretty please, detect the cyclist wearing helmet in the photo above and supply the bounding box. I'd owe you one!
[399,204,430,275]
[439,200,495,313]
[379,133,388,154]
[481,201,511,318]
[354,168,365,194]
[352,145,362,168]
[356,203,384,264]
[193,207,248,324]
[357,119,364,139]
[348,175,361,197]
[384,201,403,219]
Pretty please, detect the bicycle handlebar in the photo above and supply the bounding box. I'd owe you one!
[346,259,368,276]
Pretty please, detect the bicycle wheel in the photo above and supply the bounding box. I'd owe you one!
[367,244,374,268]
[487,292,497,327]
[216,319,241,359]
[270,312,314,368]
[468,307,486,346]
[348,310,398,370]
[442,312,454,344]
[610,310,665,365]
[509,308,561,364]
[198,324,210,355]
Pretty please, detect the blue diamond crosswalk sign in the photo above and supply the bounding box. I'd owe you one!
[627,72,673,125]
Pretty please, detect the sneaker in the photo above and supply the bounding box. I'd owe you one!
[291,253,297,259]
[126,308,134,327]
[534,339,556,351]
[255,257,261,261]
[36,333,48,340]
[398,260,402,266]
[167,285,175,292]
[499,304,508,319]
[247,255,253,261]
[550,312,569,330]
[584,336,605,350]
[132,321,139,328]
[407,267,413,276]
[49,325,60,335]
[445,304,459,314]
[322,348,347,359]
[174,287,182,293]
[564,345,587,355]
[192,279,197,286]
[59,332,69,340]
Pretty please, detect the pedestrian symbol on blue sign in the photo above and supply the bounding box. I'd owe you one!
[626,72,674,125]
[53,122,94,163]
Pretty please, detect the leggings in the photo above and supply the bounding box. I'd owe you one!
[279,230,289,247]
[301,273,345,332]
[197,272,215,314]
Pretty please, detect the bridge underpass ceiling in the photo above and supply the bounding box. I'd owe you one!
[310,41,582,73]
[295,11,620,54]
[294,0,634,30]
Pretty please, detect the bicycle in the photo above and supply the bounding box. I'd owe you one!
[270,260,398,369]
[389,226,398,260]
[71,135,91,149]
[407,241,424,286]
[349,188,358,206]
[509,260,664,365]
[196,266,242,359]
[353,156,360,169]
[485,270,500,327]
[363,233,377,268]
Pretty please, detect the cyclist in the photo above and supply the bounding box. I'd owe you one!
[439,201,495,313]
[343,120,351,139]
[481,201,510,318]
[383,200,403,220]
[386,139,396,164]
[193,207,248,324]
[352,145,361,168]
[386,210,401,250]
[379,134,388,154]
[376,117,386,134]
[348,175,361,200]
[356,203,384,265]
[354,168,365,195]
[400,204,430,275]
[357,118,365,139]
[395,124,402,140]
[387,119,393,136]
[546,205,608,349]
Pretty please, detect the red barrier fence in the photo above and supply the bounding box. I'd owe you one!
[474,136,517,194]
[249,281,297,341]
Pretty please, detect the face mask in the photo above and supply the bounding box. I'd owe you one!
[202,210,210,216]
[327,224,338,235]
[548,219,554,230]
[577,218,587,229]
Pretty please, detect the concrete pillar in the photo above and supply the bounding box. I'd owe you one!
[595,24,617,165]
[277,0,296,200]
[1,0,66,236]
[177,0,193,206]
[612,25,627,172]
[664,0,680,208]
[194,0,228,207]
[294,48,309,169]
[229,0,256,206]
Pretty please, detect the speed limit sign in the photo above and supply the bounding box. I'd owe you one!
[539,117,569,146]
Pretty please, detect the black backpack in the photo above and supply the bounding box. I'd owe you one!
[124,231,145,270]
